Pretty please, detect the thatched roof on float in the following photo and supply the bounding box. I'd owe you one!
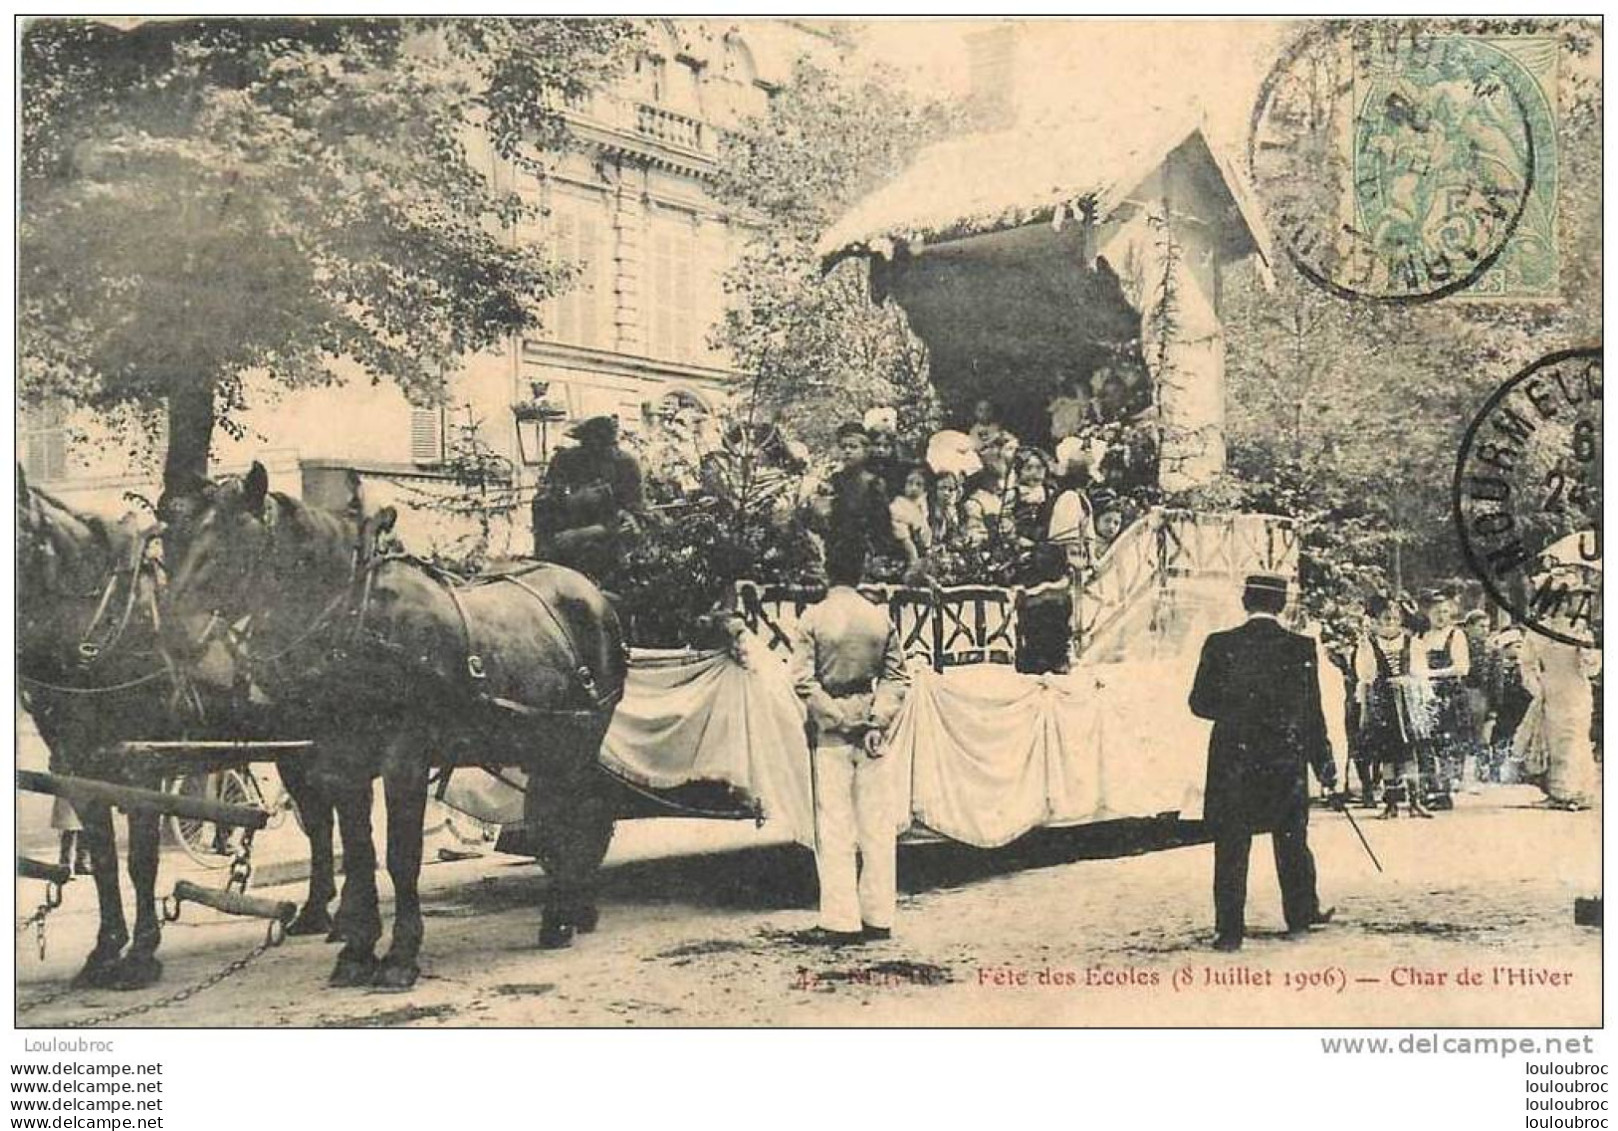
[817,106,1275,276]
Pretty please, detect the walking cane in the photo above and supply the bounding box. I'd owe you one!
[1333,796,1384,874]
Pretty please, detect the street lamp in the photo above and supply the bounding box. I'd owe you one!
[512,381,568,468]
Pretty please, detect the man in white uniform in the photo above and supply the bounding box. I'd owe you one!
[788,542,910,945]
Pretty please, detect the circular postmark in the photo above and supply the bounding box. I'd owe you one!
[1453,347,1602,647]
[1250,21,1539,304]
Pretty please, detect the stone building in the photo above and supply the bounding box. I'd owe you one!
[21,19,834,533]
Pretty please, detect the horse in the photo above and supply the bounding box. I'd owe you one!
[160,461,626,990]
[15,471,337,991]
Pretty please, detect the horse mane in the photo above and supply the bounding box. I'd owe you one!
[266,489,362,579]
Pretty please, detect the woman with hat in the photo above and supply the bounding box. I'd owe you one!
[1048,438,1097,575]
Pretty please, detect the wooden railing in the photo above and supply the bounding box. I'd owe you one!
[737,509,1298,671]
[735,580,1034,672]
[1074,509,1299,660]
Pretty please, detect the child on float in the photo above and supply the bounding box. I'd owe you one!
[887,462,933,579]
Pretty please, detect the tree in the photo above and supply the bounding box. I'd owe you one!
[1213,17,1601,624]
[20,17,639,493]
[710,57,957,450]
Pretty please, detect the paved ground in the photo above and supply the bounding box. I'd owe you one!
[16,786,1600,1028]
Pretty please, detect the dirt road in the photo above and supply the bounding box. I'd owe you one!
[17,787,1600,1027]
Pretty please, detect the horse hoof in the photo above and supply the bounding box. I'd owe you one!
[107,954,163,992]
[573,905,600,935]
[328,954,378,988]
[538,921,575,950]
[70,955,124,991]
[286,906,334,938]
[373,960,420,992]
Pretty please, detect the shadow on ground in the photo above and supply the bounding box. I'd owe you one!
[430,815,1210,918]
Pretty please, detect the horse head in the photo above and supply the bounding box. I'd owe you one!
[159,462,281,661]
[16,465,163,678]
[160,461,378,677]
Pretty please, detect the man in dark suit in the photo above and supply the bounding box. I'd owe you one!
[1190,574,1339,952]
[532,415,645,586]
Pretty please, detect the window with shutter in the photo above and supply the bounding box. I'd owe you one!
[410,407,445,465]
[22,401,67,481]
[548,197,610,350]
[648,214,698,362]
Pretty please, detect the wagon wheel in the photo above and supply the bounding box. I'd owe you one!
[164,771,260,868]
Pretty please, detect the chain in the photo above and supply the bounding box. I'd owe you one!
[21,921,287,1029]
[15,883,64,961]
[227,832,255,894]
[16,981,80,1016]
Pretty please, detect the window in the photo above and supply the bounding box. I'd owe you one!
[635,52,667,104]
[718,34,769,120]
[722,35,756,84]
[547,194,613,350]
[655,389,711,424]
[410,407,445,465]
[668,60,702,115]
[22,400,67,481]
[648,213,697,362]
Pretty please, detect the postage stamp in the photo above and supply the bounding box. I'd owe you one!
[1251,22,1552,304]
[1453,347,1602,648]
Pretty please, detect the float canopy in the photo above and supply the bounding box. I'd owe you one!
[817,110,1274,443]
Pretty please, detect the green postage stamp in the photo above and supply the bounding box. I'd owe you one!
[1352,34,1560,301]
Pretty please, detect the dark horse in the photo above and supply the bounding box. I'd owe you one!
[16,472,337,991]
[161,463,626,990]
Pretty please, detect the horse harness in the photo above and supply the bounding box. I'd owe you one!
[18,498,180,701]
[341,554,621,724]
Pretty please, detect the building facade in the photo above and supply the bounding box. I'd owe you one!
[22,19,836,529]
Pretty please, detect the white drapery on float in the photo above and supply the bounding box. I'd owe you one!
[440,508,1308,849]
[441,640,1217,852]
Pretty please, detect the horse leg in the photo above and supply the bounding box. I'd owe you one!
[108,808,164,991]
[278,757,336,938]
[69,801,128,989]
[565,763,616,937]
[529,725,616,949]
[374,739,429,991]
[328,779,381,988]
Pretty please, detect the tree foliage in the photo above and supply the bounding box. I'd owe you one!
[1210,18,1601,633]
[20,16,639,488]
[710,58,957,450]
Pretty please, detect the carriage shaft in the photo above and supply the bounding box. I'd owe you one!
[16,771,271,830]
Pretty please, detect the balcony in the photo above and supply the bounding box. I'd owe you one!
[544,88,718,162]
[633,103,709,155]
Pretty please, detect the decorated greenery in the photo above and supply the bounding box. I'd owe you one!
[615,413,822,647]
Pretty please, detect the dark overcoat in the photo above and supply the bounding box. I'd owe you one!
[1189,616,1334,833]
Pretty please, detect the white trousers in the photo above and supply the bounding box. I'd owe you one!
[812,738,897,933]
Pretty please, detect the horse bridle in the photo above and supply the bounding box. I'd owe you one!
[177,493,375,689]
[173,492,615,719]
[17,494,175,691]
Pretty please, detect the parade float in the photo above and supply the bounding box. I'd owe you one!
[445,111,1302,849]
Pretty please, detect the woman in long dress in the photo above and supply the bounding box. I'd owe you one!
[1354,595,1433,818]
[1518,630,1601,810]
[1414,592,1472,807]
